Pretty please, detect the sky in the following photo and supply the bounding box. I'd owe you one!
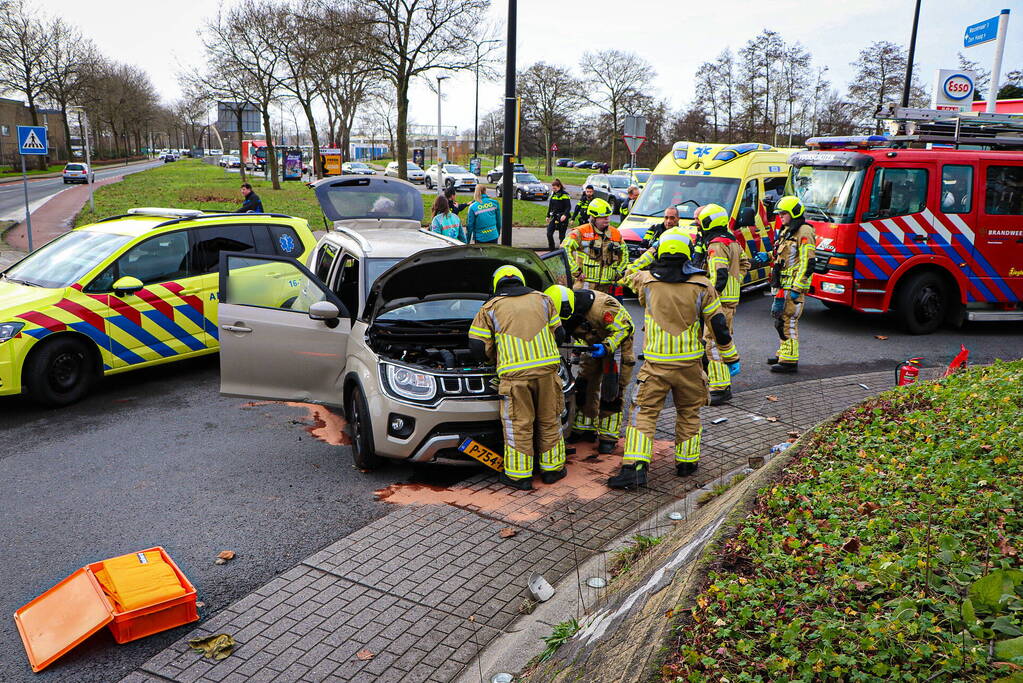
[37,0,1023,137]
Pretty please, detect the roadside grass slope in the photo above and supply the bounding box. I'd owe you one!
[663,361,1023,682]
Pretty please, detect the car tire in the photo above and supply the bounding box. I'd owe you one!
[515,190,523,200]
[445,178,454,189]
[24,336,97,407]
[346,385,383,470]
[425,176,433,189]
[895,270,948,334]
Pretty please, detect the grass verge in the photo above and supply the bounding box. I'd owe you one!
[73,159,554,228]
[609,534,665,579]
[663,361,1023,682]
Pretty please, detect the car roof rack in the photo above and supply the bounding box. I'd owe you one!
[331,225,373,253]
[876,104,1023,149]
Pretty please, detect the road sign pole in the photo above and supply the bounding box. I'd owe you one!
[20,155,33,252]
[987,9,1011,113]
[81,110,95,212]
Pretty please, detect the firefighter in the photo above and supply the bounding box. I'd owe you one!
[571,185,596,225]
[608,232,740,489]
[562,198,629,293]
[546,284,636,454]
[697,203,750,405]
[468,266,567,489]
[768,196,815,373]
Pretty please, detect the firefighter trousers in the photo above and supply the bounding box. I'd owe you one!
[499,372,566,479]
[623,360,706,466]
[773,293,804,363]
[704,303,736,391]
[571,335,635,442]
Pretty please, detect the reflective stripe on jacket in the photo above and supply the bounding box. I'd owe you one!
[562,223,629,285]
[468,292,562,376]
[466,197,501,243]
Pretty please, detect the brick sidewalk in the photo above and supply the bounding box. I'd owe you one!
[122,369,911,683]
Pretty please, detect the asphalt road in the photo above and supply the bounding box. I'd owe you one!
[2,287,1020,680]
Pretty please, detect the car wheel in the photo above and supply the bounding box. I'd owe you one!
[895,270,948,334]
[515,190,523,200]
[425,176,433,189]
[25,336,97,407]
[346,385,383,470]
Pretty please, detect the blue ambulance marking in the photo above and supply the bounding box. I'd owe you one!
[67,321,146,365]
[140,310,206,352]
[105,316,180,358]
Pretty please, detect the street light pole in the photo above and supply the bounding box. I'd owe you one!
[901,0,922,107]
[473,39,500,162]
[436,74,449,195]
[500,0,517,246]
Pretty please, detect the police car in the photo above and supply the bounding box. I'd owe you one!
[0,208,317,406]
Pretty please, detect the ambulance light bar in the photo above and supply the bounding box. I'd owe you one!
[127,208,205,218]
[805,135,890,149]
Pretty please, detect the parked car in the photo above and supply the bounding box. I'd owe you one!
[612,168,651,189]
[385,161,426,183]
[495,172,551,201]
[218,175,574,469]
[208,148,223,156]
[61,163,94,184]
[486,162,527,183]
[585,173,632,212]
[555,158,574,167]
[163,152,177,163]
[574,160,593,169]
[425,163,477,190]
[219,155,241,168]
[342,161,375,176]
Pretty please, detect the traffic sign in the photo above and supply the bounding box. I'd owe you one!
[550,143,559,152]
[623,115,646,138]
[17,126,47,155]
[964,16,998,47]
[623,136,645,155]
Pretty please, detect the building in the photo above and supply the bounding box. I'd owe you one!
[0,97,69,167]
[970,98,1023,114]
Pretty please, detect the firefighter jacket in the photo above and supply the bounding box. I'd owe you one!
[563,223,630,286]
[572,194,595,223]
[568,291,634,352]
[625,224,705,278]
[773,220,816,292]
[547,190,572,223]
[468,290,562,378]
[706,234,751,305]
[642,220,670,246]
[626,269,738,365]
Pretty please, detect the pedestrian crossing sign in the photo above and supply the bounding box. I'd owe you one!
[17,126,47,155]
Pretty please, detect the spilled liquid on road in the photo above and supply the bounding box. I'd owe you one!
[241,400,351,446]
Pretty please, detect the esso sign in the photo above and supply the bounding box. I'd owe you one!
[942,73,974,101]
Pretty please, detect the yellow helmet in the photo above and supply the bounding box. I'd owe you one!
[776,195,804,218]
[544,285,575,320]
[657,231,693,259]
[492,265,525,291]
[587,197,613,218]
[698,203,729,232]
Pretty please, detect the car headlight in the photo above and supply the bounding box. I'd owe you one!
[0,321,25,343]
[385,364,437,401]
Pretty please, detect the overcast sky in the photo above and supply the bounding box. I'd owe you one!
[40,0,1023,136]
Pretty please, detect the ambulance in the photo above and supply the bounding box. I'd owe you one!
[619,142,791,285]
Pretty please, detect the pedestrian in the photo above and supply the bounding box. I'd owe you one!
[238,183,263,213]
[562,198,629,294]
[546,284,635,454]
[466,185,501,244]
[767,196,815,373]
[696,203,751,405]
[545,179,572,249]
[443,186,468,215]
[619,185,640,219]
[468,266,567,489]
[429,195,466,242]
[571,185,596,225]
[608,233,740,489]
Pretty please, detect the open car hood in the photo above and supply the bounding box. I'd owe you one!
[364,245,557,321]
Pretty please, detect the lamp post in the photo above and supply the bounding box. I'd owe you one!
[472,38,501,162]
[71,107,94,212]
[901,0,921,107]
[436,74,449,195]
[500,0,517,245]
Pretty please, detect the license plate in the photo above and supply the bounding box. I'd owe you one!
[458,438,503,471]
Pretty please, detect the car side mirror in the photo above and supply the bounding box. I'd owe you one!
[737,207,756,227]
[309,300,342,328]
[112,276,144,297]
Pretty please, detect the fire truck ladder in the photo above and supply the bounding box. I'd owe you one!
[876,104,1023,149]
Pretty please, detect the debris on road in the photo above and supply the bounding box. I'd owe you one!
[215,550,235,565]
[189,633,236,660]
[498,527,517,539]
[766,395,779,402]
[356,649,375,661]
[875,335,888,340]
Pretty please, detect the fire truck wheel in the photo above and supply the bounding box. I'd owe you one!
[895,270,948,335]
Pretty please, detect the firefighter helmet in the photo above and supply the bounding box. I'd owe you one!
[587,197,613,218]
[544,285,575,320]
[698,203,729,232]
[776,195,804,218]
[492,265,525,291]
[657,232,693,259]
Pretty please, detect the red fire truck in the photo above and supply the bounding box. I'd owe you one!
[787,106,1023,333]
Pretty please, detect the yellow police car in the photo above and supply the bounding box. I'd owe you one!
[0,208,317,406]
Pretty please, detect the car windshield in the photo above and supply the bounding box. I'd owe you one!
[786,165,866,224]
[630,175,741,218]
[444,165,468,174]
[633,171,651,183]
[608,176,630,189]
[363,257,402,298]
[3,230,132,288]
[377,297,484,322]
[515,173,539,183]
[406,163,421,170]
[314,177,425,222]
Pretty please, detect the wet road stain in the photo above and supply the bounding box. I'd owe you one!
[239,401,351,446]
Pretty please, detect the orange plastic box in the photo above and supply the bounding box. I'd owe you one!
[13,546,199,673]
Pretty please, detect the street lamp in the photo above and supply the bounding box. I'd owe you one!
[436,74,450,195]
[472,38,501,163]
[70,106,94,212]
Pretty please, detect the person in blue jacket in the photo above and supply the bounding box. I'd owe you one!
[466,186,502,244]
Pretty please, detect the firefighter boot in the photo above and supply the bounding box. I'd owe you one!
[676,462,698,477]
[766,356,778,365]
[567,430,596,444]
[498,473,533,490]
[597,440,616,455]
[606,463,647,489]
[770,362,798,374]
[540,468,567,485]
[709,387,732,406]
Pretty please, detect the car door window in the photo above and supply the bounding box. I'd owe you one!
[739,179,758,213]
[330,254,360,317]
[984,165,1023,215]
[223,255,330,314]
[940,165,974,214]
[314,243,337,282]
[267,224,303,257]
[763,176,786,207]
[111,231,190,286]
[865,167,928,220]
[190,225,257,274]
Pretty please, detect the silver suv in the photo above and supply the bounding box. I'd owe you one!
[218,176,573,468]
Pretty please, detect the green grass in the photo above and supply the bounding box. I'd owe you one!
[609,534,664,579]
[664,361,1023,682]
[0,164,65,178]
[73,159,554,228]
[539,618,580,663]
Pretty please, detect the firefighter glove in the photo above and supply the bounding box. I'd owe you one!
[590,343,608,359]
[789,289,801,301]
[751,251,770,265]
[728,361,741,377]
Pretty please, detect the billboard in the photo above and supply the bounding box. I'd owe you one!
[217,102,261,133]
[931,69,976,112]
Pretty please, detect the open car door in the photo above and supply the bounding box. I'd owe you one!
[217,252,350,407]
[540,248,572,288]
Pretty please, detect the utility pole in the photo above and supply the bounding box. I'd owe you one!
[901,0,922,107]
[500,0,516,246]
[436,74,449,195]
[472,38,500,168]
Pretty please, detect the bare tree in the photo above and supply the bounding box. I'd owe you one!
[579,49,654,169]
[779,42,811,146]
[847,41,925,133]
[518,62,583,175]
[182,61,255,184]
[957,52,990,101]
[0,0,55,167]
[41,17,96,161]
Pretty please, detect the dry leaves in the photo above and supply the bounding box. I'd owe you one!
[875,335,888,340]
[214,550,235,565]
[842,538,862,553]
[766,416,779,422]
[857,501,881,515]
[766,395,779,402]
[355,649,374,661]
[498,527,517,539]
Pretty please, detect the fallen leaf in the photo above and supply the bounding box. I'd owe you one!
[196,601,206,609]
[857,501,881,515]
[874,335,888,340]
[215,550,236,565]
[356,649,374,661]
[997,536,1018,557]
[842,538,862,553]
[499,527,517,539]
[766,395,779,402]
[852,580,870,591]
[980,444,993,452]
[766,416,779,422]
[787,430,800,438]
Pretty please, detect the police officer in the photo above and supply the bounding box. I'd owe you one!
[608,233,740,489]
[562,198,629,293]
[571,185,596,225]
[546,284,635,454]
[469,266,567,489]
[546,179,573,249]
[768,196,815,373]
[697,203,750,405]
[619,185,640,218]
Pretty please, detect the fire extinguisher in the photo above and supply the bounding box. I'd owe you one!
[896,357,923,386]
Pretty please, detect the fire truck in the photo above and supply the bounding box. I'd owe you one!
[241,139,268,171]
[787,106,1023,333]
